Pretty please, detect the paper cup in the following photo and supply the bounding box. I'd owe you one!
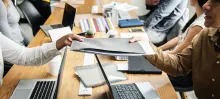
[48,55,62,76]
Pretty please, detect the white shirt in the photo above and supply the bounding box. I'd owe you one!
[0,33,61,86]
[174,13,206,50]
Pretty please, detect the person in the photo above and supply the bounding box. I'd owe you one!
[159,0,206,54]
[0,0,29,46]
[129,0,220,98]
[0,33,83,86]
[140,0,189,45]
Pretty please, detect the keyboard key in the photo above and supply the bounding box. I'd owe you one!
[115,84,144,99]
[30,81,56,99]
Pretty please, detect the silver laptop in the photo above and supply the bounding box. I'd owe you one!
[95,54,160,99]
[10,48,68,99]
[40,3,76,36]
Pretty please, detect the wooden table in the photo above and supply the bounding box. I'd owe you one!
[0,0,178,99]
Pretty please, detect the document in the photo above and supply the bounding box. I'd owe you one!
[48,27,72,41]
[103,2,137,12]
[70,38,152,56]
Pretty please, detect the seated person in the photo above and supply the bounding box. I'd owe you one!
[140,0,188,45]
[0,33,83,86]
[159,0,206,54]
[129,0,220,98]
[0,0,32,46]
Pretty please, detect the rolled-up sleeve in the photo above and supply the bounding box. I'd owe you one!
[0,33,61,66]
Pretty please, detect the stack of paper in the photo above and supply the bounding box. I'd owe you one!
[48,27,72,41]
[79,17,115,32]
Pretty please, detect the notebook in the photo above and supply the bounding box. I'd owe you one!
[75,63,127,87]
[118,56,162,74]
[119,19,144,28]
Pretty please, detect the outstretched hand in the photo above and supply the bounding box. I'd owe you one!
[129,36,149,43]
[56,34,84,50]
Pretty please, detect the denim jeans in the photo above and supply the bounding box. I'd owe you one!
[141,0,188,44]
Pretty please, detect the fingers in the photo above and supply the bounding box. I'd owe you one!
[70,34,84,42]
[129,36,138,43]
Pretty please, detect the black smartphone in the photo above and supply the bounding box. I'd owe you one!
[129,29,144,32]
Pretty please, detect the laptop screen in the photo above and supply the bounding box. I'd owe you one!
[53,47,68,99]
[62,3,76,29]
[94,54,114,99]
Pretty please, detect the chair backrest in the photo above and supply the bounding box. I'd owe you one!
[18,0,45,36]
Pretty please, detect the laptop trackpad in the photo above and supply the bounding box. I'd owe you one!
[135,82,160,99]
[11,89,32,99]
[16,80,35,89]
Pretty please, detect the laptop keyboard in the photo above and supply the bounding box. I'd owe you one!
[30,81,56,99]
[51,24,64,29]
[115,84,144,99]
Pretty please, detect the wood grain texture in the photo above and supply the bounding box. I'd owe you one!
[0,0,178,99]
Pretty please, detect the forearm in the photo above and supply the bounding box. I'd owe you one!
[144,43,190,77]
[159,37,179,50]
[1,33,60,66]
[172,41,190,54]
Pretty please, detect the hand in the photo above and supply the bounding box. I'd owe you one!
[129,36,149,43]
[56,34,84,50]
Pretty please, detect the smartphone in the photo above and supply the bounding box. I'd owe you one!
[129,29,144,32]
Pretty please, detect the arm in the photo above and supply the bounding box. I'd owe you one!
[159,37,179,51]
[144,0,183,28]
[171,26,203,54]
[0,1,17,42]
[0,33,83,66]
[143,31,205,77]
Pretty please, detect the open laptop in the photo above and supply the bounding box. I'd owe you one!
[40,3,76,36]
[95,54,160,99]
[10,47,68,99]
[119,56,162,74]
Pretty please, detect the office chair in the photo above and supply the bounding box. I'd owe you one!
[17,0,45,36]
[169,72,193,99]
[15,4,34,45]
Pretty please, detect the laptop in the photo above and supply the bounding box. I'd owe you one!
[10,47,68,99]
[40,3,76,36]
[120,56,162,74]
[94,54,160,99]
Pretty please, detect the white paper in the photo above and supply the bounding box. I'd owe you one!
[115,3,138,12]
[103,2,138,12]
[120,32,149,39]
[117,63,128,70]
[83,53,95,65]
[138,41,155,55]
[48,27,72,42]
